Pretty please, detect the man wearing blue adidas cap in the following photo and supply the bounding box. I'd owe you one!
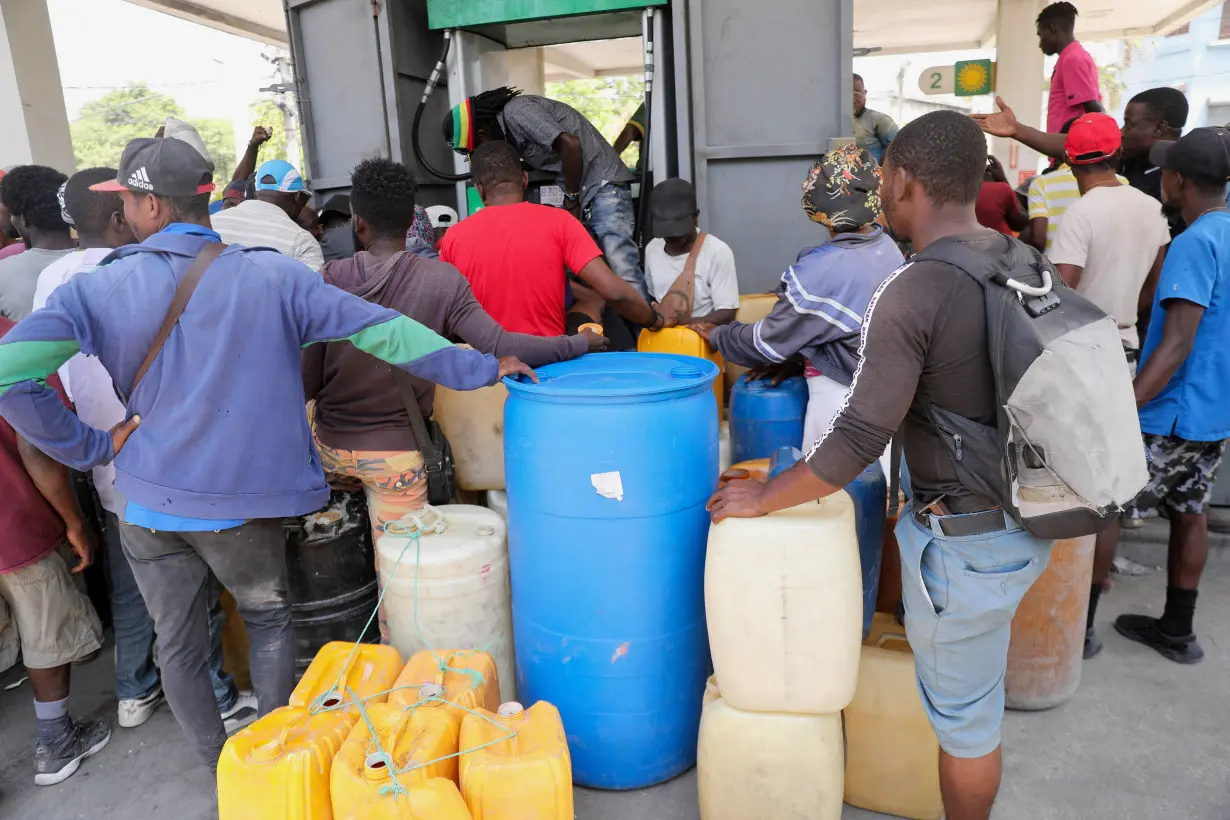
[211,158,324,271]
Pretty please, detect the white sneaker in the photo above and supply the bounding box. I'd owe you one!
[117,685,165,729]
[221,690,259,735]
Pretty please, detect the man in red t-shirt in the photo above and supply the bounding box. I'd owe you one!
[441,141,664,337]
[0,317,111,786]
[975,157,1028,235]
[1037,2,1102,133]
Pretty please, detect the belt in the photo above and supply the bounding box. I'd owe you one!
[915,507,1006,537]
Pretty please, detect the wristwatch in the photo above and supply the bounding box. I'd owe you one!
[650,306,665,331]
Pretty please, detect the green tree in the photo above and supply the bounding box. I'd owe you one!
[70,83,236,180]
[545,76,645,164]
[249,97,290,163]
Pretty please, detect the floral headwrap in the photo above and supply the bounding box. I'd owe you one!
[406,205,436,249]
[801,144,882,233]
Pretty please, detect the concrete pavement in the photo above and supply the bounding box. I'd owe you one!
[0,534,1226,819]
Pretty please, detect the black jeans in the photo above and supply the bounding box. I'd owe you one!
[119,518,294,769]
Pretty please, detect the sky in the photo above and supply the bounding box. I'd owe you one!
[47,0,277,154]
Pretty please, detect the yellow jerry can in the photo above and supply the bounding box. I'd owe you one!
[333,777,472,820]
[458,702,572,820]
[218,706,356,820]
[289,641,403,711]
[637,327,724,412]
[389,649,501,720]
[331,686,462,819]
[843,612,944,820]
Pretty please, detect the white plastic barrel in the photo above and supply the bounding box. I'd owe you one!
[376,504,515,702]
[433,383,508,491]
[705,493,862,714]
[698,688,843,820]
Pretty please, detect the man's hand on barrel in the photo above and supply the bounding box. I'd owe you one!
[498,356,539,383]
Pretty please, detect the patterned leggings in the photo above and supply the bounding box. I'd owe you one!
[314,439,427,643]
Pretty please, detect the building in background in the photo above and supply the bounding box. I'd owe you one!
[1118,1,1230,129]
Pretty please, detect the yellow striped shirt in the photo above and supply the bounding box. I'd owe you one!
[1027,164,1129,253]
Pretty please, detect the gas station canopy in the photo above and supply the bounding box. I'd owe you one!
[125,0,1221,55]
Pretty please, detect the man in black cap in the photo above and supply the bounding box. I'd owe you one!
[1086,127,1230,665]
[0,136,530,769]
[318,193,356,263]
[643,178,739,326]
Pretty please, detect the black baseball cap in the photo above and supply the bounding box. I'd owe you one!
[1149,127,1230,182]
[651,178,699,238]
[90,137,215,197]
[320,194,351,219]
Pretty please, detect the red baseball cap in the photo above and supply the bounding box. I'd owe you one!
[1065,113,1122,165]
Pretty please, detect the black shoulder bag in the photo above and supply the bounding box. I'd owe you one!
[391,369,456,506]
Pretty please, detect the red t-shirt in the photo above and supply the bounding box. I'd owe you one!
[440,202,603,336]
[0,318,68,574]
[1048,40,1101,133]
[975,181,1019,234]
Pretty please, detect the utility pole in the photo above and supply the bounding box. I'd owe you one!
[260,49,302,168]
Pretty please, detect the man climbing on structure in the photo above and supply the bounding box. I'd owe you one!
[442,87,648,300]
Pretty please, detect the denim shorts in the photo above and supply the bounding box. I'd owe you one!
[896,504,1053,758]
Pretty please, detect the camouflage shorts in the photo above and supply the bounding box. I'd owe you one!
[1124,434,1228,517]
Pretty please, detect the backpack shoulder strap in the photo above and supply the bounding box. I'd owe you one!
[912,235,1005,287]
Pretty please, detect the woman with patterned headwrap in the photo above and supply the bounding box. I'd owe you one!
[691,144,906,448]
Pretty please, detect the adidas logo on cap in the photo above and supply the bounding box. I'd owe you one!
[127,167,153,191]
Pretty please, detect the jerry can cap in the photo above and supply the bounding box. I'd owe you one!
[420,683,445,700]
[497,702,524,718]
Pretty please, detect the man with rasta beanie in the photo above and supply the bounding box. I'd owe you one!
[691,144,905,446]
[443,87,646,300]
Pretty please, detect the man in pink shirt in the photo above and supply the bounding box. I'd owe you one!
[1038,2,1102,133]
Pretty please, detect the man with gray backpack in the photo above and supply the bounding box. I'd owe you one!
[707,110,1146,820]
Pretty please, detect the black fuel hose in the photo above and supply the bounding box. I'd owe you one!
[413,30,472,182]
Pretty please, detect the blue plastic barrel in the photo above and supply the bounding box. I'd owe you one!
[846,462,888,639]
[728,375,809,463]
[503,353,718,790]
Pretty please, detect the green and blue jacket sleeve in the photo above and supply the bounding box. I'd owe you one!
[0,281,114,470]
[290,267,500,389]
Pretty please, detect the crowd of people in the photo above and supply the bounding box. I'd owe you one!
[0,5,1227,819]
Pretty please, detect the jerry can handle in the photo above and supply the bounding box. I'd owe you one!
[384,505,447,536]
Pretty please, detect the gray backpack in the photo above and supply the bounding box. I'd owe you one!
[913,234,1148,540]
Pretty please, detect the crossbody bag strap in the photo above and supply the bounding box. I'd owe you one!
[129,242,227,399]
[661,231,706,317]
[390,368,441,471]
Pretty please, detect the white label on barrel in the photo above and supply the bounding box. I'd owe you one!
[591,471,624,501]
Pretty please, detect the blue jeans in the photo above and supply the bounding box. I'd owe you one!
[896,505,1052,758]
[105,512,236,709]
[585,183,649,302]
